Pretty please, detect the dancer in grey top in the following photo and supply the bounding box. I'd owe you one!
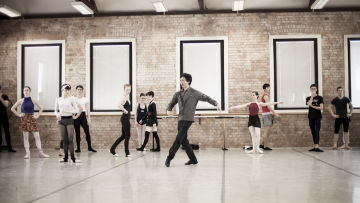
[165,73,221,167]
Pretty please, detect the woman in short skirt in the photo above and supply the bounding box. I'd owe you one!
[11,86,49,159]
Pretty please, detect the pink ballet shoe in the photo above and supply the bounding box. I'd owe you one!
[39,151,50,158]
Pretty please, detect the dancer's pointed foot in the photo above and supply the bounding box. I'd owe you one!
[39,151,50,158]
[165,156,171,167]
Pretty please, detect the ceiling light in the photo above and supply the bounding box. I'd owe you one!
[71,1,94,15]
[311,0,329,9]
[152,1,167,13]
[0,5,21,17]
[233,0,245,11]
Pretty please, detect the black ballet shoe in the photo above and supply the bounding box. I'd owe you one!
[165,156,171,167]
[75,149,81,153]
[308,148,316,152]
[59,158,68,163]
[263,147,272,151]
[185,160,198,165]
[136,148,144,152]
[71,157,81,163]
[259,145,264,149]
[8,148,16,152]
[315,148,324,152]
[88,148,97,152]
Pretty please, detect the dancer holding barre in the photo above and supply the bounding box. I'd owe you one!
[229,91,282,154]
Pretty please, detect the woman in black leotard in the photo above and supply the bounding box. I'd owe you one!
[134,93,147,148]
[110,84,132,157]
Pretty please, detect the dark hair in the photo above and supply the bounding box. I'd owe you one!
[252,91,259,99]
[0,85,2,90]
[76,85,84,90]
[146,91,154,97]
[263,83,270,90]
[310,84,317,89]
[24,86,31,91]
[62,84,71,90]
[337,86,343,91]
[181,73,192,85]
[140,93,145,97]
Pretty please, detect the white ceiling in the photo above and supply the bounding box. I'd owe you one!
[0,0,359,17]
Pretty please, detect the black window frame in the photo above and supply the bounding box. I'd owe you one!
[273,38,319,110]
[180,40,225,111]
[347,38,360,109]
[90,42,133,112]
[21,43,62,112]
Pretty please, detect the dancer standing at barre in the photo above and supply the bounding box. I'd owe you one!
[110,84,132,157]
[260,83,279,151]
[137,91,160,152]
[55,84,82,163]
[165,73,221,167]
[134,93,147,149]
[229,91,282,154]
[74,85,97,153]
[306,84,324,152]
[328,86,353,150]
[11,86,49,159]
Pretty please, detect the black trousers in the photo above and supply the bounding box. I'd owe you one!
[111,118,130,155]
[0,116,12,149]
[140,131,160,149]
[168,120,197,162]
[74,112,92,150]
[309,118,321,145]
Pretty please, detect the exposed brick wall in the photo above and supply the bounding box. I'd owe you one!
[0,12,359,149]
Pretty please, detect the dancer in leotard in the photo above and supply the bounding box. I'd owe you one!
[229,91,282,154]
[11,86,49,159]
[110,84,132,157]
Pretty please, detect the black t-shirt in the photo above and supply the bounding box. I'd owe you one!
[306,95,323,119]
[0,94,9,117]
[331,97,351,118]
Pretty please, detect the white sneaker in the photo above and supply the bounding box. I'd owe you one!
[24,154,30,159]
[126,154,132,157]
